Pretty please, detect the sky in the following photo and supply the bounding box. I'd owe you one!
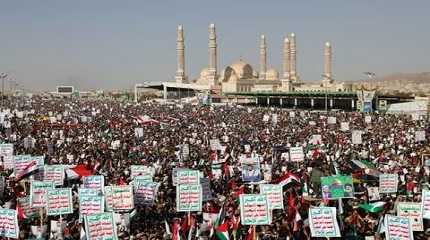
[0,0,429,91]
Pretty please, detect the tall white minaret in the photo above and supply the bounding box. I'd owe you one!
[175,25,187,83]
[323,41,333,85]
[289,33,297,82]
[282,37,291,80]
[207,23,218,87]
[259,35,267,80]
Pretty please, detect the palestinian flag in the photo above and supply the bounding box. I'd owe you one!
[359,201,386,213]
[215,222,230,240]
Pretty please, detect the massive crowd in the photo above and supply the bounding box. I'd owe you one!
[0,96,430,240]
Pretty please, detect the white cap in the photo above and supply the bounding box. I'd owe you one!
[209,23,215,28]
[290,32,295,37]
[325,41,331,47]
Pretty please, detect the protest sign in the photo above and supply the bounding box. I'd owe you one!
[211,163,223,179]
[134,127,144,138]
[13,155,37,179]
[240,194,270,225]
[309,121,316,126]
[368,187,380,201]
[30,180,55,208]
[209,139,221,151]
[352,130,362,144]
[0,209,19,239]
[321,175,354,199]
[308,207,341,238]
[397,202,423,231]
[79,189,104,222]
[83,175,105,190]
[289,111,295,118]
[201,178,214,202]
[272,114,278,125]
[85,212,118,240]
[340,122,350,131]
[385,215,413,240]
[112,185,134,211]
[175,169,200,185]
[17,196,37,218]
[44,165,65,186]
[422,190,430,219]
[260,184,283,210]
[365,115,372,124]
[104,186,113,212]
[311,135,322,145]
[33,156,45,181]
[263,164,272,182]
[133,181,158,207]
[241,155,261,182]
[0,143,14,169]
[176,184,202,212]
[289,146,304,162]
[327,116,336,124]
[415,130,426,142]
[379,174,398,193]
[263,114,270,122]
[130,165,154,180]
[46,188,73,216]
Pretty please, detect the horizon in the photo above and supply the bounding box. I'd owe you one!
[0,0,429,91]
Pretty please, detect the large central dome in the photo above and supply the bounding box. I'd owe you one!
[223,60,254,82]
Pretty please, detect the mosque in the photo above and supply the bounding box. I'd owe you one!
[164,23,353,98]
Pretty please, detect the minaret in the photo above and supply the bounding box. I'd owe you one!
[207,23,218,87]
[259,35,267,80]
[281,37,292,91]
[323,41,333,85]
[175,25,187,83]
[289,33,297,82]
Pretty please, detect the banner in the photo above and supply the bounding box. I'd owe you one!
[176,184,202,212]
[0,143,14,169]
[308,207,341,238]
[240,194,270,225]
[84,212,118,240]
[79,188,104,222]
[397,202,423,231]
[384,215,413,240]
[368,187,380,201]
[321,175,354,199]
[379,174,398,193]
[44,165,65,186]
[289,147,304,162]
[46,188,73,216]
[260,184,283,210]
[201,178,214,202]
[83,175,105,190]
[175,169,200,185]
[422,190,430,219]
[130,165,154,180]
[352,130,362,144]
[112,185,134,211]
[30,180,55,208]
[340,122,350,131]
[0,209,19,239]
[133,181,158,207]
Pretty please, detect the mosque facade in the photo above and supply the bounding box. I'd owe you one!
[170,24,353,95]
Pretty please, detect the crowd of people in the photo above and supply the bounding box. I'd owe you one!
[1,95,430,239]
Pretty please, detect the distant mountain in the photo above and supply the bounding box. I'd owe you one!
[355,72,430,96]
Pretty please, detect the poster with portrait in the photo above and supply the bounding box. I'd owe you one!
[241,155,261,182]
[320,175,354,200]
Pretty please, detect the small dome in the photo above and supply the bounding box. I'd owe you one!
[265,68,279,80]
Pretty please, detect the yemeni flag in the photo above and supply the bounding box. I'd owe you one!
[66,164,94,179]
[275,172,300,186]
[15,160,38,180]
[359,201,386,213]
[133,115,160,125]
[215,222,230,240]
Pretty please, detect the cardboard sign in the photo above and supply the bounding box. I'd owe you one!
[30,181,55,208]
[289,147,304,162]
[201,178,214,202]
[240,194,270,225]
[289,112,295,118]
[260,184,284,209]
[176,170,200,185]
[112,185,134,211]
[415,130,426,142]
[133,181,158,207]
[340,122,350,131]
[263,114,270,122]
[368,187,380,201]
[384,215,413,240]
[0,143,14,169]
[44,165,65,186]
[379,174,398,193]
[309,207,341,238]
[397,202,423,231]
[83,175,105,190]
[352,130,362,144]
[130,165,154,180]
[0,209,19,239]
[79,188,104,222]
[84,212,118,240]
[321,175,354,199]
[46,188,73,216]
[365,116,372,124]
[422,190,430,219]
[134,128,144,138]
[176,184,202,212]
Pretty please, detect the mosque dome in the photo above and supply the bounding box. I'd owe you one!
[265,68,279,80]
[222,60,254,82]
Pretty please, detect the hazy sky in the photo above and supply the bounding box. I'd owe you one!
[0,0,429,91]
